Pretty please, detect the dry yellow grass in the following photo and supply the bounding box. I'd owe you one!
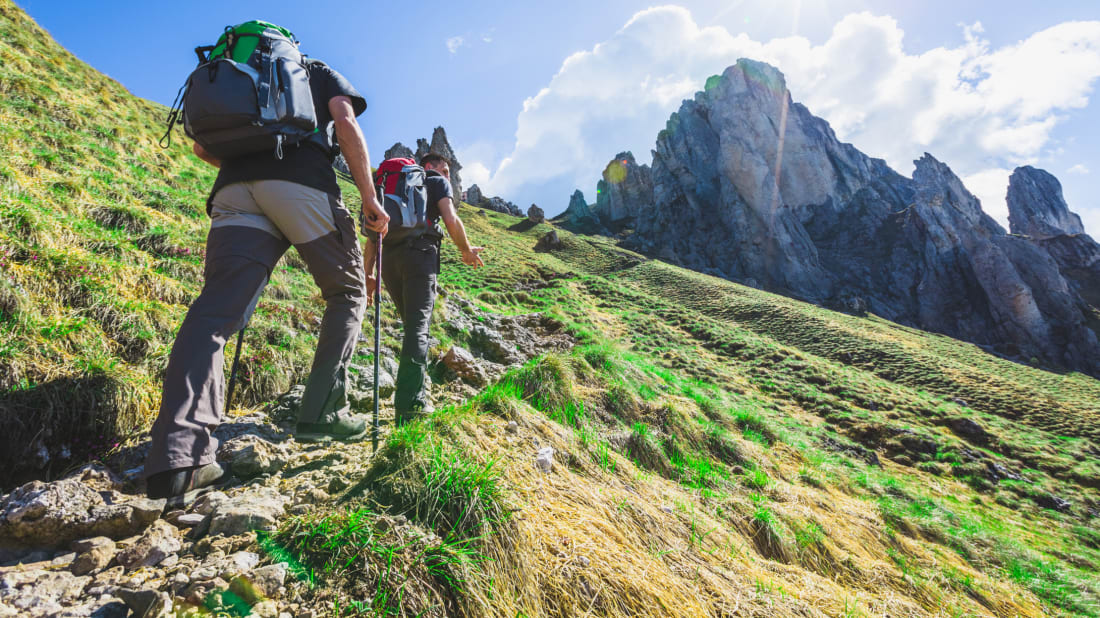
[410,398,1047,618]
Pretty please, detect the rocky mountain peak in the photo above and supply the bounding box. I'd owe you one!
[428,126,464,200]
[556,189,605,234]
[1007,166,1086,239]
[912,153,1004,236]
[388,127,464,200]
[567,189,590,216]
[463,183,522,216]
[587,59,1100,375]
[595,151,653,229]
[384,142,415,160]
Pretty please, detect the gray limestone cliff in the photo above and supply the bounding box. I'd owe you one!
[464,184,522,216]
[1007,166,1100,315]
[387,127,464,201]
[466,184,483,205]
[595,152,653,230]
[555,189,606,234]
[596,59,1099,375]
[384,142,415,160]
[1007,166,1086,239]
[428,127,464,201]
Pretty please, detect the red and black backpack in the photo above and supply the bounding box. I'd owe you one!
[372,158,440,246]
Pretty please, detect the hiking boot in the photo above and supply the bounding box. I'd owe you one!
[395,402,436,427]
[296,412,369,443]
[147,462,230,509]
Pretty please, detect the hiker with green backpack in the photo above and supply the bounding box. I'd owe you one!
[145,21,389,506]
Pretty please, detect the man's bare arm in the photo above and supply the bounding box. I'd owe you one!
[192,142,220,168]
[437,197,484,267]
[329,95,388,236]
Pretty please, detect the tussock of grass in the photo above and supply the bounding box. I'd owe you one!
[504,353,576,414]
[269,508,485,616]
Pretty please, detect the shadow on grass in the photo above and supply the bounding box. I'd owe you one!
[506,219,539,233]
[0,373,126,489]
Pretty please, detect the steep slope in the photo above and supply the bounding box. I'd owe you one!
[0,5,1098,617]
[590,59,1100,377]
[257,208,1099,617]
[0,2,377,484]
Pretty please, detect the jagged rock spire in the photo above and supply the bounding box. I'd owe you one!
[1007,166,1086,239]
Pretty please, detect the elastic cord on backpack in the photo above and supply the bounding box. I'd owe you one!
[159,79,189,149]
[223,25,237,59]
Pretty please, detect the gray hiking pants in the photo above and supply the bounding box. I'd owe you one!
[145,180,366,477]
[380,236,439,419]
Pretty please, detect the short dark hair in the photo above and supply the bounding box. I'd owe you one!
[420,153,448,168]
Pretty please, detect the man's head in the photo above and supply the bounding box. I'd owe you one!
[420,153,450,178]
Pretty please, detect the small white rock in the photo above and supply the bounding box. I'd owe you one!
[193,491,230,516]
[190,566,218,582]
[536,447,555,473]
[173,513,206,528]
[232,551,261,570]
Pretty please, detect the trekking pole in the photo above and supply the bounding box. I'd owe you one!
[372,231,382,453]
[226,327,245,412]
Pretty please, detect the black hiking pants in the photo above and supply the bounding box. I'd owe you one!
[379,235,439,421]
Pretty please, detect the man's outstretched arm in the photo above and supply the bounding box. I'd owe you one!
[330,95,388,236]
[437,197,484,267]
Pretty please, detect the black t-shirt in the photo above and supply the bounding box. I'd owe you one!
[424,169,453,222]
[208,60,366,210]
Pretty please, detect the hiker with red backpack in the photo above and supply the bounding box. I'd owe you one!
[365,152,483,426]
[145,21,389,506]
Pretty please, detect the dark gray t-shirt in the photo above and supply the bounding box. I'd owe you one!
[208,60,366,212]
[424,169,453,223]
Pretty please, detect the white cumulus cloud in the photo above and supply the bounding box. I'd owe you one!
[446,36,465,54]
[1068,163,1090,175]
[961,169,1014,225]
[467,6,1100,229]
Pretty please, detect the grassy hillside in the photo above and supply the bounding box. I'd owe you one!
[2,3,1099,615]
[335,207,1096,617]
[0,1,360,482]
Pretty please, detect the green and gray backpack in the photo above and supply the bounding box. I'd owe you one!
[162,20,323,159]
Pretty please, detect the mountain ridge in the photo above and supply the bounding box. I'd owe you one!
[567,58,1100,377]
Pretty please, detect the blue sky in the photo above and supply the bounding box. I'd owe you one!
[17,1,1100,232]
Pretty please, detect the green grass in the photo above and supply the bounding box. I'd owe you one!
[427,206,1100,615]
[269,507,486,614]
[5,3,1100,614]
